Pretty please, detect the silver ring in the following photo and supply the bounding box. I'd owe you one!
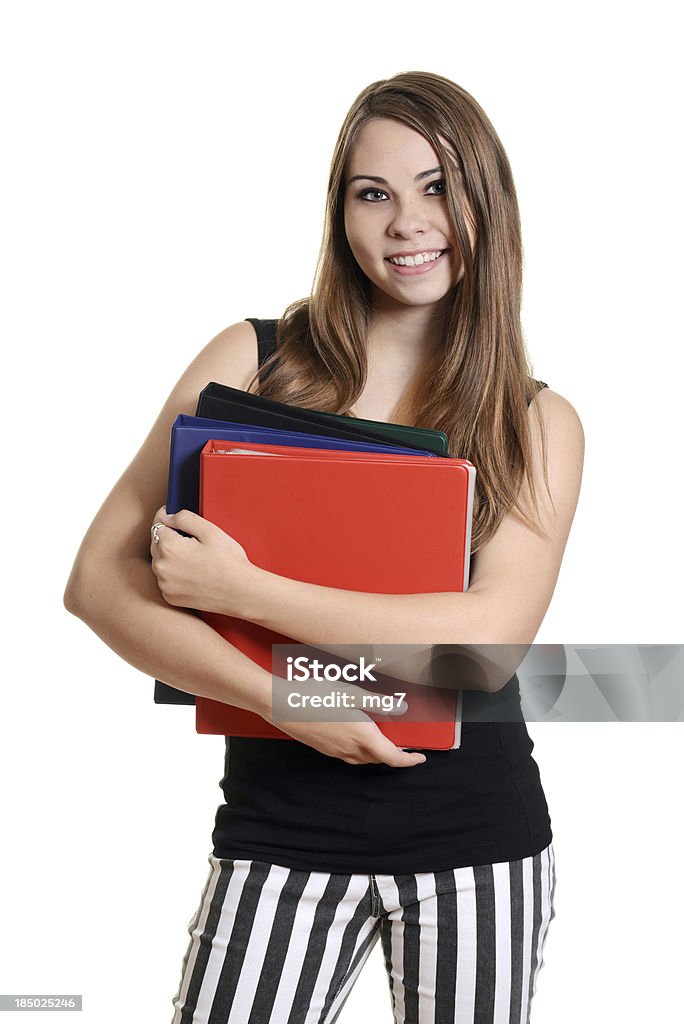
[151,522,165,545]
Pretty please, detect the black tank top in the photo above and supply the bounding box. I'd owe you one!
[211,319,552,874]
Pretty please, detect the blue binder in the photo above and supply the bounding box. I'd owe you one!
[166,414,435,515]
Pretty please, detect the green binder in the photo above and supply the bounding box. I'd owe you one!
[310,409,449,455]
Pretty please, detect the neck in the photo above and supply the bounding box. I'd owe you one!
[366,306,447,378]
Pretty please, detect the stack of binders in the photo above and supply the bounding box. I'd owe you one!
[154,380,476,750]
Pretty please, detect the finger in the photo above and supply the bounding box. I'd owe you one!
[350,699,426,767]
[384,744,428,767]
[158,507,214,541]
[360,729,427,768]
[149,518,168,558]
[400,749,428,765]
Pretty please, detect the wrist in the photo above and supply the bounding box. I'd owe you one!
[249,675,274,724]
[230,563,269,622]
[239,564,280,626]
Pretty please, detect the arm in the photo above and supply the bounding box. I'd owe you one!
[66,549,273,715]
[63,320,274,718]
[63,321,425,769]
[162,387,583,692]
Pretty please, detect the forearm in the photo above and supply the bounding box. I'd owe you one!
[243,570,513,692]
[64,555,273,719]
[248,569,486,647]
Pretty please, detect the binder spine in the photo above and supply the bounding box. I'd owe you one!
[462,465,477,591]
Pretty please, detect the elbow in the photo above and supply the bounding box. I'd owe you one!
[63,585,87,619]
[63,584,78,616]
[456,630,535,695]
[63,560,81,616]
[63,559,102,621]
[63,573,87,620]
[448,595,540,693]
[487,633,537,693]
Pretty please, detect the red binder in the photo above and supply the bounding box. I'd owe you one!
[195,440,476,750]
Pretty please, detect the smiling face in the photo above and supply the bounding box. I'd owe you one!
[343,117,471,315]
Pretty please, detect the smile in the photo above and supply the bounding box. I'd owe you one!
[384,250,448,276]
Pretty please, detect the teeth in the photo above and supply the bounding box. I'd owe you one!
[388,250,443,267]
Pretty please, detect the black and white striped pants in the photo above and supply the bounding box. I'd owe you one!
[171,843,556,1024]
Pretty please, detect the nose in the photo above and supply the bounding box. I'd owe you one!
[387,198,432,240]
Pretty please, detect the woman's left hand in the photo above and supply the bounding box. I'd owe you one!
[149,506,261,617]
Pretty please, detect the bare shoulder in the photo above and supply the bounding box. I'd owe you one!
[466,384,585,646]
[133,315,262,434]
[65,318,262,574]
[529,386,585,482]
[531,383,584,429]
[173,318,261,398]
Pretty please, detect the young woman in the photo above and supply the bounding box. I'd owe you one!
[64,71,584,1024]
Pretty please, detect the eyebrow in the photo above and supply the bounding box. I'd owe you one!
[346,166,443,186]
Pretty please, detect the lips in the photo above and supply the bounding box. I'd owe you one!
[384,249,449,276]
[386,248,447,261]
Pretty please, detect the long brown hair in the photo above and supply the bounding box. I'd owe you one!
[244,70,551,552]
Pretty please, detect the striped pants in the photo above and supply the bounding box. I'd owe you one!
[171,843,556,1024]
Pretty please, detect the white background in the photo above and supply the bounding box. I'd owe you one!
[1,1,682,1022]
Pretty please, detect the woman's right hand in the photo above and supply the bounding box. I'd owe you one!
[261,677,428,767]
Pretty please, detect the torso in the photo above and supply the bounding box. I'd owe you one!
[208,317,553,875]
[243,316,426,425]
[347,383,410,424]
